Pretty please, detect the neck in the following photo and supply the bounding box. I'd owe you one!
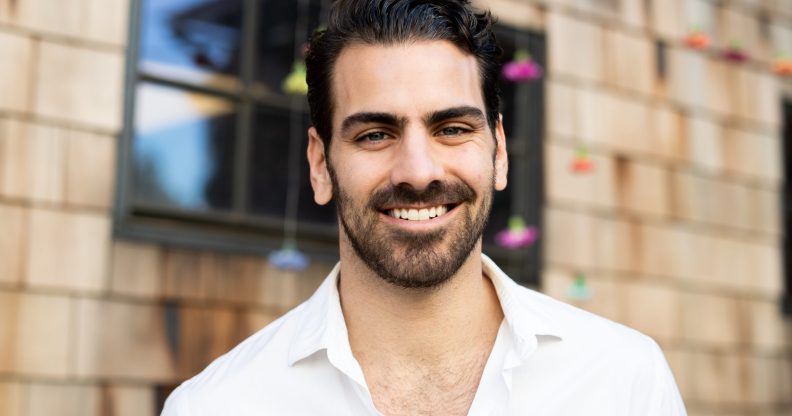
[338,238,503,365]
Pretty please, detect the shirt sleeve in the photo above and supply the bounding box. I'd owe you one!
[631,336,687,416]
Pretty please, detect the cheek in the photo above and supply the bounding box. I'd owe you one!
[332,154,386,199]
[445,145,495,186]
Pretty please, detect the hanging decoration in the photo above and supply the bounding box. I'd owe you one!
[722,42,748,63]
[282,60,309,95]
[772,53,792,76]
[567,272,592,301]
[193,51,213,68]
[268,243,310,271]
[684,27,711,50]
[502,49,543,82]
[495,216,539,249]
[571,146,594,173]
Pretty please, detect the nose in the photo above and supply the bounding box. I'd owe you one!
[389,129,445,191]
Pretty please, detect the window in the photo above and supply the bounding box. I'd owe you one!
[482,27,546,286]
[116,0,336,254]
[116,0,545,284]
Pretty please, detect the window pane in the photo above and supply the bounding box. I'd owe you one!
[247,105,336,226]
[132,82,237,212]
[247,105,290,218]
[254,0,323,95]
[139,0,243,88]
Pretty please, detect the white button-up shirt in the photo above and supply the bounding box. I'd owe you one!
[162,254,687,415]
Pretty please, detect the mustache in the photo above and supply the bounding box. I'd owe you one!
[368,180,476,210]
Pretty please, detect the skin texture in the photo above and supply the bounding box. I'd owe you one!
[306,41,508,415]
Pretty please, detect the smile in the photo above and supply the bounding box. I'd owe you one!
[386,205,451,221]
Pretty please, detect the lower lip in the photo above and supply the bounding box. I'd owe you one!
[379,205,460,231]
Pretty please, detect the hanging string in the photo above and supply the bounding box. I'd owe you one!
[270,0,313,270]
[512,30,530,217]
[283,0,311,244]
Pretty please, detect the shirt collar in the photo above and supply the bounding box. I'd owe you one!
[287,262,337,366]
[288,254,564,367]
[479,254,564,362]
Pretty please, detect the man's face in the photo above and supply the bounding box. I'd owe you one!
[307,41,508,288]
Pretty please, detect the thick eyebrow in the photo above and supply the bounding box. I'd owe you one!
[423,106,486,127]
[340,112,406,137]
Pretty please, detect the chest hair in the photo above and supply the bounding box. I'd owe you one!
[363,348,491,416]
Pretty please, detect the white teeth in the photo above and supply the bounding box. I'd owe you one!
[387,205,449,221]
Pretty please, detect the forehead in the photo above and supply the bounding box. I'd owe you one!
[331,40,484,126]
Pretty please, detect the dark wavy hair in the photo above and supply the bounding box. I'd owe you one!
[305,0,502,149]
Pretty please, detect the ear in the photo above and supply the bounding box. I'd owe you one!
[307,127,333,205]
[494,114,508,191]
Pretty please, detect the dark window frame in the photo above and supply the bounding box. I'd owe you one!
[114,0,546,285]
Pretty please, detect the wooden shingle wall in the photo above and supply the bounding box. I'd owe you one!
[480,0,792,414]
[0,1,334,414]
[0,0,790,415]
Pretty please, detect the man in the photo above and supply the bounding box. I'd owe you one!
[162,1,687,415]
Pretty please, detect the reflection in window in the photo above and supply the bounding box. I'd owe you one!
[133,82,236,211]
[140,0,242,88]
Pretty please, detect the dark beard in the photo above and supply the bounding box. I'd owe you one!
[330,169,493,289]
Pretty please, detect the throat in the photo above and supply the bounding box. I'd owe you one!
[340,259,505,363]
[362,332,497,416]
[338,253,505,415]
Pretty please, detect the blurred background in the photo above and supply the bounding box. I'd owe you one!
[0,0,791,414]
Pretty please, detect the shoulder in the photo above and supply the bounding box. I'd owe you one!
[513,283,654,349]
[510,283,673,379]
[509,285,686,414]
[160,302,307,415]
[485,255,653,354]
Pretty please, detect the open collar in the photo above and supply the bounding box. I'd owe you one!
[288,254,564,369]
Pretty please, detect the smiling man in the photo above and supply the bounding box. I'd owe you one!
[161,1,686,415]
